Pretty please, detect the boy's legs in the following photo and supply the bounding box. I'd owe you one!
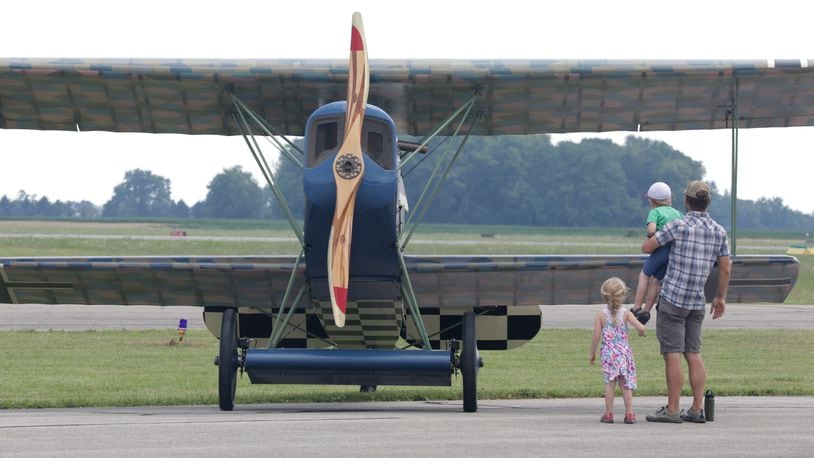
[643,276,661,312]
[632,270,650,310]
[642,245,670,314]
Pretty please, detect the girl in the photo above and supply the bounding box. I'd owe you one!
[589,277,646,424]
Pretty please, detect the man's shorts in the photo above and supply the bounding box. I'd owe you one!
[643,244,671,280]
[655,297,705,354]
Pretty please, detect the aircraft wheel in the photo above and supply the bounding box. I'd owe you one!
[218,308,239,411]
[461,311,479,412]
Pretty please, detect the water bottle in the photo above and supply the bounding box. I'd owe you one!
[704,390,715,422]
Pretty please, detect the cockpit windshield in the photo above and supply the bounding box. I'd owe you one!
[307,116,394,170]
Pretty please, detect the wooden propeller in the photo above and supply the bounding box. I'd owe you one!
[328,12,369,328]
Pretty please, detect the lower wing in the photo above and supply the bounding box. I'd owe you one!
[0,254,797,306]
[403,255,799,306]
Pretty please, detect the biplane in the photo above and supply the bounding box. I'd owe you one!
[0,13,804,412]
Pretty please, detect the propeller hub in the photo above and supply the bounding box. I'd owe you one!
[335,154,363,179]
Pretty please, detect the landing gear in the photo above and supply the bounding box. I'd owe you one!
[218,308,239,411]
[460,311,480,412]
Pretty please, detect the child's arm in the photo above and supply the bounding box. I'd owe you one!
[589,312,602,364]
[626,310,646,336]
[646,221,657,237]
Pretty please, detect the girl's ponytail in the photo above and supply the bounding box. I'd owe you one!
[601,277,630,325]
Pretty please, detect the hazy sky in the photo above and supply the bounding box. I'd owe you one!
[2,0,813,214]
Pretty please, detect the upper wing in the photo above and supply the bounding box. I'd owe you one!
[405,254,800,306]
[2,58,813,136]
[0,256,305,307]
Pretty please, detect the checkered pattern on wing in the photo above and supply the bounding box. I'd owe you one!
[202,307,308,349]
[401,305,541,350]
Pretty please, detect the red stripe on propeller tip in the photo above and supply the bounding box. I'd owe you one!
[350,27,364,51]
[333,286,348,314]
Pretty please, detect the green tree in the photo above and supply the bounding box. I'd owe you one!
[200,166,269,218]
[71,200,101,218]
[268,133,814,230]
[269,144,305,221]
[173,200,191,218]
[102,169,174,217]
[0,195,11,216]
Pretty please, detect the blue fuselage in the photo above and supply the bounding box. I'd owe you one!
[302,102,401,302]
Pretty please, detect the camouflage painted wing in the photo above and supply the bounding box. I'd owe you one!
[1,254,798,307]
[2,58,814,137]
[404,254,800,306]
[0,256,306,307]
[397,254,798,350]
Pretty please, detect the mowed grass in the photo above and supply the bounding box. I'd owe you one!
[1,328,812,409]
[1,219,813,408]
[787,255,814,304]
[0,236,303,257]
[2,219,812,304]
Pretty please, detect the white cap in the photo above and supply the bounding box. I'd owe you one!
[647,182,671,201]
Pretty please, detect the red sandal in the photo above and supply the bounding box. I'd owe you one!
[600,412,614,423]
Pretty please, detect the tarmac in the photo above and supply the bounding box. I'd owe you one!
[1,303,813,456]
[2,303,812,331]
[1,397,813,456]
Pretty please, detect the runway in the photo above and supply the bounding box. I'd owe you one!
[2,303,812,331]
[2,397,813,456]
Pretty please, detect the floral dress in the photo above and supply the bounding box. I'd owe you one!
[600,307,637,389]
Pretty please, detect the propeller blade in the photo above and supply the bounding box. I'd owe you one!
[328,12,369,328]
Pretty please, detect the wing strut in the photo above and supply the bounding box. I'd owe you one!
[231,95,305,167]
[231,96,304,246]
[398,251,432,350]
[399,101,483,250]
[230,93,310,347]
[399,93,481,168]
[729,77,740,255]
[267,279,307,349]
[392,95,483,349]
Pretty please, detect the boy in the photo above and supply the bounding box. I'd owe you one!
[631,182,682,324]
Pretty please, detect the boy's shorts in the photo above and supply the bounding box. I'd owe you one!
[655,298,705,354]
[643,244,671,280]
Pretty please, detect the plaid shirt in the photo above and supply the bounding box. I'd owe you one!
[655,211,730,310]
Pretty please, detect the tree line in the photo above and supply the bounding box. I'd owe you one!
[0,167,273,220]
[2,135,813,232]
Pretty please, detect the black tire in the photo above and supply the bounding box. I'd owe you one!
[461,311,479,412]
[218,308,238,411]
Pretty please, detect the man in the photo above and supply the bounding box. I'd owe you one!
[640,180,731,423]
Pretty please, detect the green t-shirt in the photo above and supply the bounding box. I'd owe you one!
[647,205,683,230]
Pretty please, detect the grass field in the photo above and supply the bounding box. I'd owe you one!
[1,328,812,409]
[2,219,812,303]
[0,218,812,408]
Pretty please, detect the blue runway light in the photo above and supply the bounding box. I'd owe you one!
[177,318,188,342]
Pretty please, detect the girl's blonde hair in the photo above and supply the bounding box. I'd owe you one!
[600,277,629,324]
